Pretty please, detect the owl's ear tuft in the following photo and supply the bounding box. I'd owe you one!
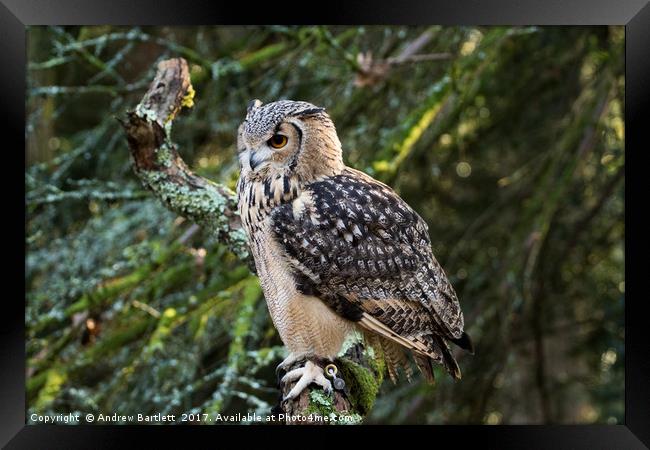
[296,107,325,117]
[247,99,263,114]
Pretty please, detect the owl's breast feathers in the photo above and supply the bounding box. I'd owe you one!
[270,167,469,379]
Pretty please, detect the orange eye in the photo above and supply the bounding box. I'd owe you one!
[269,134,288,149]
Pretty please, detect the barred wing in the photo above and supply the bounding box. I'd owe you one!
[270,168,465,350]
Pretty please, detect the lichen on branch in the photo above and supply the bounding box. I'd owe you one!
[120,57,249,261]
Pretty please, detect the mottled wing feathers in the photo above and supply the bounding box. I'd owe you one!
[270,168,465,378]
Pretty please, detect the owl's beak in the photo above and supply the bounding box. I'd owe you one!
[249,151,266,171]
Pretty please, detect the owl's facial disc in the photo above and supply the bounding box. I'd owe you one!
[246,121,302,172]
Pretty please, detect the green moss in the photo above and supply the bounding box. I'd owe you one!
[364,344,385,387]
[301,350,382,423]
[337,357,380,416]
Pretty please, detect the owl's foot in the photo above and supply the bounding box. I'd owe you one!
[281,360,332,401]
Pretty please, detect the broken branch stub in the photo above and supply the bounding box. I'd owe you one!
[121,57,249,261]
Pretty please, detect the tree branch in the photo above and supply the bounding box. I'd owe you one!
[121,57,382,424]
[120,57,249,262]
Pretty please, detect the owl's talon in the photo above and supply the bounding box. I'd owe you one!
[276,354,304,376]
[281,360,333,401]
[275,362,286,378]
[276,366,286,387]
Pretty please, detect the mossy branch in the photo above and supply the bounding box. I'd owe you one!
[120,57,249,262]
[121,57,382,424]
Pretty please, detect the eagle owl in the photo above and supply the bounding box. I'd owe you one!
[236,99,473,401]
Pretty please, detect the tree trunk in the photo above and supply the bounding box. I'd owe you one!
[120,57,381,424]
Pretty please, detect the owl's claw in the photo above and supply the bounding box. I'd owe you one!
[281,360,333,401]
[276,354,304,386]
[276,354,297,376]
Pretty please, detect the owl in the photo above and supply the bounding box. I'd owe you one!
[236,99,473,401]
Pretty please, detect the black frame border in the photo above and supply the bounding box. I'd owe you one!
[5,0,648,448]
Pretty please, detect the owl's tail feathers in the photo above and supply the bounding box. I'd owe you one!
[431,335,462,380]
[364,333,413,384]
[414,354,435,384]
[363,329,463,383]
[383,338,413,383]
[412,334,461,383]
[449,331,475,354]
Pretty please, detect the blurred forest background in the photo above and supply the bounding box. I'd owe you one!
[26,26,624,424]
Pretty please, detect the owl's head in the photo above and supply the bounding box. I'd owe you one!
[237,99,344,180]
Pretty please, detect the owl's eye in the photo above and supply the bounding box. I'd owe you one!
[269,134,288,149]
